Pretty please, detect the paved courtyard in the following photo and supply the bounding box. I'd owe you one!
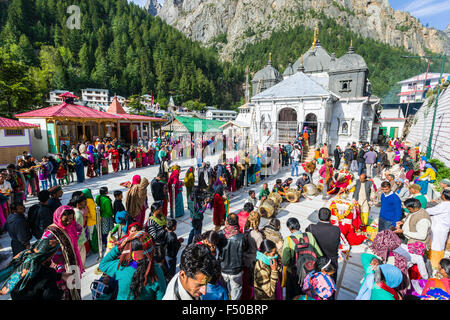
[0,151,391,300]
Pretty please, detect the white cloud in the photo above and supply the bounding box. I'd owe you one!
[403,0,450,17]
[403,0,436,12]
[410,0,450,17]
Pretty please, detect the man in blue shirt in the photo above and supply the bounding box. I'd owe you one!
[378,181,403,232]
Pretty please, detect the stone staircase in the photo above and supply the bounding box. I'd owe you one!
[302,146,315,162]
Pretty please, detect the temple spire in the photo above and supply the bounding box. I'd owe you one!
[312,27,319,49]
[349,39,354,53]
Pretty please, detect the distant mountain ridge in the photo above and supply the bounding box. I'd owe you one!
[151,0,450,59]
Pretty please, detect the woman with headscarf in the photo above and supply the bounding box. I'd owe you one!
[0,238,63,300]
[40,205,85,300]
[213,185,226,232]
[356,253,403,300]
[86,148,95,178]
[184,167,195,199]
[370,229,409,294]
[74,153,85,183]
[99,230,166,300]
[110,146,120,172]
[142,147,149,167]
[126,175,149,227]
[82,188,98,254]
[415,162,437,195]
[241,210,264,300]
[167,169,184,218]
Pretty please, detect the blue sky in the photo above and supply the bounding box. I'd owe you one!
[389,0,450,30]
[129,1,450,31]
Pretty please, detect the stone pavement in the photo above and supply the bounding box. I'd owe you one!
[0,152,397,300]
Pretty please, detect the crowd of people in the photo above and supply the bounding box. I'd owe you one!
[0,131,448,301]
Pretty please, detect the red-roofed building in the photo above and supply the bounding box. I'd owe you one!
[106,96,166,144]
[15,96,166,158]
[0,117,39,166]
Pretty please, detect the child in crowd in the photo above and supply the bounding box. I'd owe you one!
[38,158,49,190]
[201,258,229,300]
[56,161,66,186]
[95,186,114,245]
[301,256,337,300]
[113,190,125,215]
[164,218,183,280]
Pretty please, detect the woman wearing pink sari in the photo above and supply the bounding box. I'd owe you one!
[168,169,184,218]
[41,205,85,300]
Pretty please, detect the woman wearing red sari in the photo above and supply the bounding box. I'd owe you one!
[213,185,226,232]
[110,147,120,172]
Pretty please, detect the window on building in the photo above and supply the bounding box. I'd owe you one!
[338,119,352,136]
[5,129,24,136]
[340,80,352,92]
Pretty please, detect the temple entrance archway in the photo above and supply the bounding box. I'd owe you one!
[277,108,298,143]
[303,113,318,146]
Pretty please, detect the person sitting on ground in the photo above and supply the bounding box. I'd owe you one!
[281,178,294,190]
[258,183,270,204]
[406,184,427,211]
[272,179,286,198]
[295,173,311,192]
[163,243,216,300]
[244,190,258,208]
[394,178,410,201]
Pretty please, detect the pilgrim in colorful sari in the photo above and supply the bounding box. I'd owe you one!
[126,175,149,227]
[74,154,85,183]
[142,148,149,167]
[110,147,120,172]
[0,237,62,300]
[86,150,95,178]
[41,206,85,300]
[168,170,184,218]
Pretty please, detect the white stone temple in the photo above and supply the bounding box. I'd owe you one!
[242,36,381,150]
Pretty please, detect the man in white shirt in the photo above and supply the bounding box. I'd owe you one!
[290,146,302,177]
[427,189,450,269]
[163,243,215,300]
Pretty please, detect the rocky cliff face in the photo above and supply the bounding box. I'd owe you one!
[145,0,162,16]
[156,0,450,59]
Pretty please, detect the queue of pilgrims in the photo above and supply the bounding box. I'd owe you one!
[0,133,449,300]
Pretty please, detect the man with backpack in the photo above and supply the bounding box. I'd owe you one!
[281,217,323,300]
[28,190,53,239]
[305,208,341,284]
